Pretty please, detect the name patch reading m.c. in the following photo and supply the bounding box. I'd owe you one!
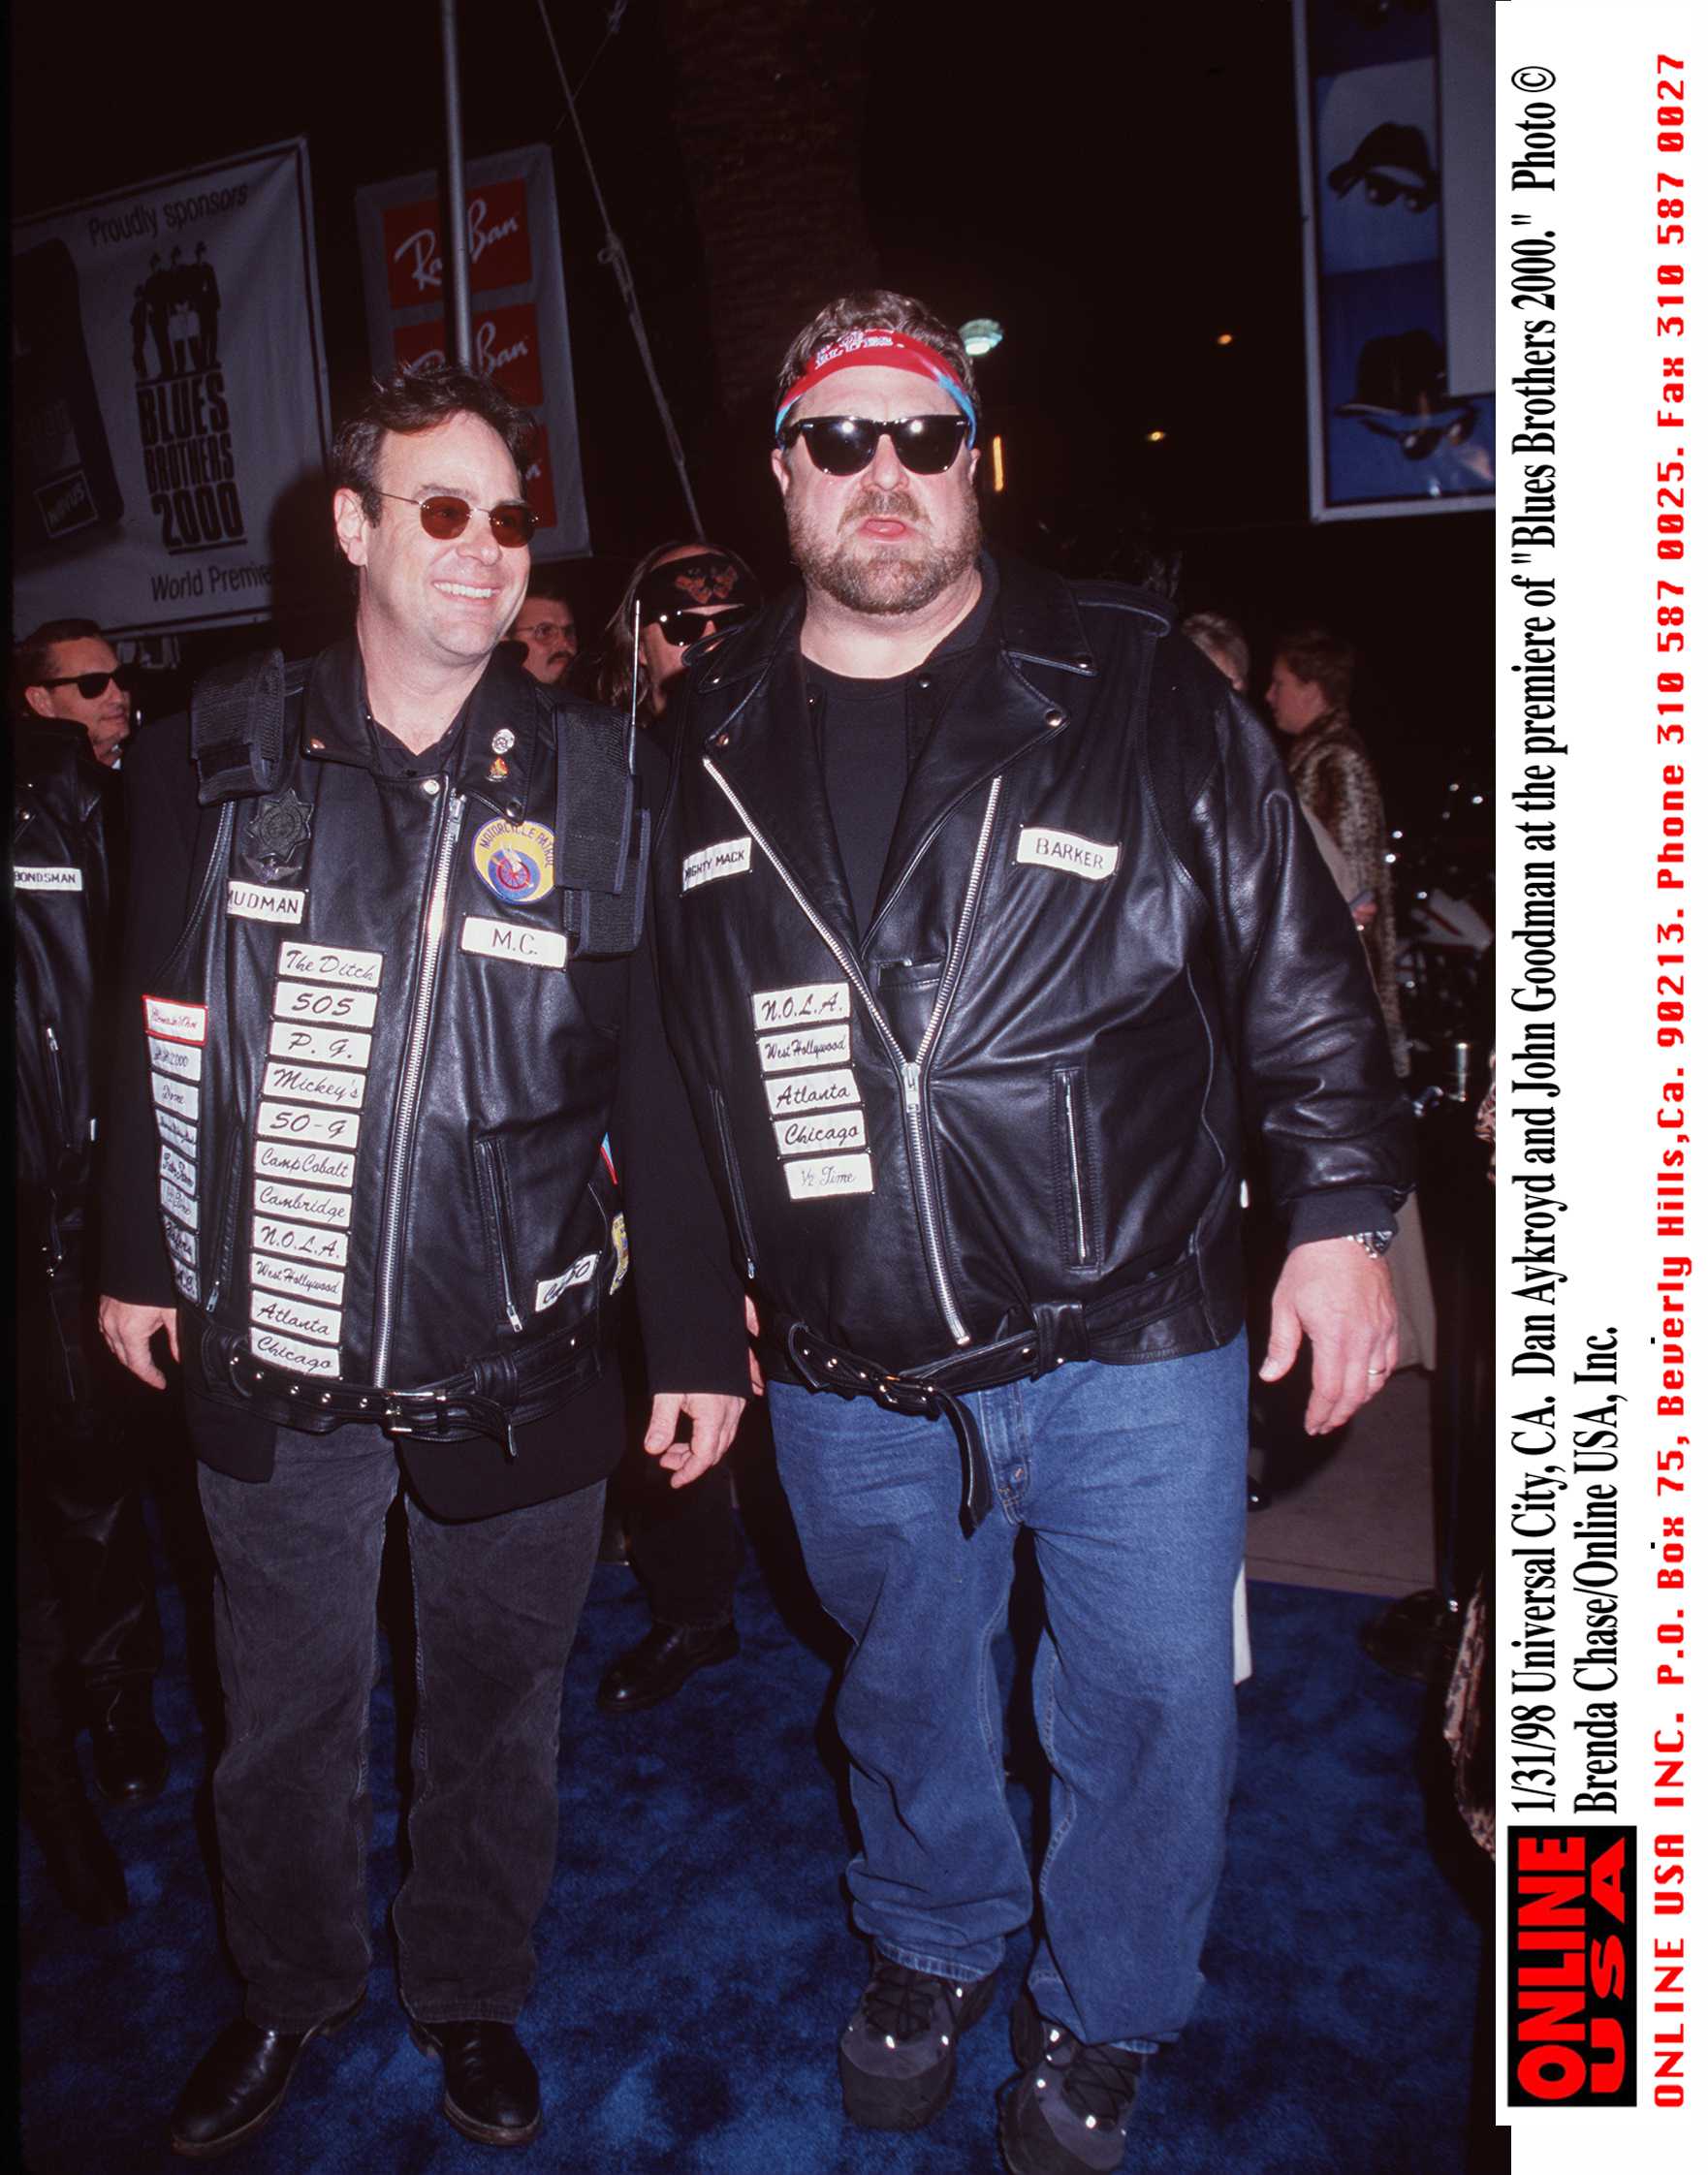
[15,865,83,891]
[784,1152,874,1200]
[1015,827,1121,881]
[278,941,384,990]
[751,981,850,1031]
[143,996,206,1044]
[459,917,569,970]
[763,1067,861,1116]
[758,1024,851,1074]
[228,880,306,924]
[681,836,752,892]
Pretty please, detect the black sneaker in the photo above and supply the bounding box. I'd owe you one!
[838,1955,997,2130]
[1000,1990,1147,2175]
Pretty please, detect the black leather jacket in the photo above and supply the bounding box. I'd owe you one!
[14,721,113,1244]
[135,641,649,1447]
[650,558,1412,1380]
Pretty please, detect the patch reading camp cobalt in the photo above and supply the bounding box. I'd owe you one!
[1506,1826,1635,2106]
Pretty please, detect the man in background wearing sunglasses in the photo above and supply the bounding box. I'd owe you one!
[19,616,137,769]
[96,363,747,2158]
[647,293,1409,2175]
[14,619,171,1930]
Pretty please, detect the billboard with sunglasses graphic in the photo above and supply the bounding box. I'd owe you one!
[353,144,589,561]
[12,139,331,636]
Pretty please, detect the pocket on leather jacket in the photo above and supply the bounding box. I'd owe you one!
[1052,1063,1103,1274]
[710,1085,758,1278]
[475,1134,527,1334]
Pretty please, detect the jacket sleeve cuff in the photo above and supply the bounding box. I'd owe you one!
[1285,1188,1400,1250]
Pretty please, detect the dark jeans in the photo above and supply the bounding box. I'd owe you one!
[196,1422,601,2031]
[619,1449,744,1628]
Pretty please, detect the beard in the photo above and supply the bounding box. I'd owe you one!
[787,478,981,616]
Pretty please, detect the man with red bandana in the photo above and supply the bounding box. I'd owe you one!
[646,293,1410,2175]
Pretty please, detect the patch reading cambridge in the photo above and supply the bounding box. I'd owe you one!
[1505,1826,1635,2106]
[471,817,554,904]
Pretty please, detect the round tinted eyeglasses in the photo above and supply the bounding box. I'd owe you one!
[39,666,141,699]
[377,491,540,549]
[777,414,972,477]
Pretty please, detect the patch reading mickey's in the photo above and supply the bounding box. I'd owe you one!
[471,817,554,905]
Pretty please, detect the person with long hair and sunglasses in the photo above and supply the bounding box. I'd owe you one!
[645,291,1410,2175]
[595,540,762,727]
[14,617,172,1929]
[95,364,747,2158]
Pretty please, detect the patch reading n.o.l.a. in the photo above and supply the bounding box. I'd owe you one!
[1015,827,1121,881]
[775,1110,867,1156]
[763,1067,861,1117]
[15,865,83,891]
[228,880,306,924]
[757,1024,850,1074]
[253,1216,348,1266]
[459,917,569,970]
[784,1152,874,1201]
[681,836,752,893]
[143,995,206,1044]
[750,981,850,1032]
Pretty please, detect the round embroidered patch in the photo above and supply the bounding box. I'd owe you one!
[471,817,554,904]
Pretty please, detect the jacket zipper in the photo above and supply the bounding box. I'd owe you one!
[373,789,465,1387]
[475,1135,525,1333]
[1061,1073,1089,1265]
[711,1086,759,1279]
[43,1023,74,1156]
[705,762,1003,1347]
[206,1125,249,1315]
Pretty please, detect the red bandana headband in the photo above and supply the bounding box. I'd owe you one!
[774,329,977,439]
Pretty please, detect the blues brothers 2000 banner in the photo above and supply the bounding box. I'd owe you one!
[12,139,330,638]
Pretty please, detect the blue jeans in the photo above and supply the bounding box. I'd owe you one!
[769,1336,1248,2053]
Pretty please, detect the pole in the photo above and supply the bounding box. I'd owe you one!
[440,0,473,369]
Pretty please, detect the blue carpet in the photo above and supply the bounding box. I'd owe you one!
[18,1495,1495,2174]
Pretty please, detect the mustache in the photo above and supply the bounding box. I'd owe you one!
[841,486,925,527]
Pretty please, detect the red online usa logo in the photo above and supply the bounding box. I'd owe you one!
[1506,1827,1635,2105]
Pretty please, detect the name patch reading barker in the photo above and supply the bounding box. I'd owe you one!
[228,880,306,924]
[751,981,850,1031]
[1015,827,1121,881]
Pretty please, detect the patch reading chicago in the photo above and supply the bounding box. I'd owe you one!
[775,1111,867,1155]
[1506,1827,1635,2106]
[250,1328,339,1378]
[751,981,850,1031]
[681,836,752,892]
[1015,827,1121,880]
[471,817,554,904]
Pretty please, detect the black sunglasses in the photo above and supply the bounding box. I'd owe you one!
[376,490,539,549]
[39,665,140,699]
[648,604,756,647]
[777,415,972,477]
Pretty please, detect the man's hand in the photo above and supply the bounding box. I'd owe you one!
[644,1391,747,1488]
[743,1294,766,1399]
[98,1296,179,1389]
[1258,1238,1399,1434]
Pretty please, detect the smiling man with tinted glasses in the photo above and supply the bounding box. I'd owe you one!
[647,291,1412,2175]
[95,363,747,2159]
[20,617,136,769]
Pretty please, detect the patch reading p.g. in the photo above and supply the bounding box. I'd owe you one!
[1015,827,1121,881]
[681,836,752,893]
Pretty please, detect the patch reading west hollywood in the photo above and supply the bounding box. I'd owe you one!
[250,1327,339,1378]
[681,836,752,893]
[253,1217,348,1266]
[1014,827,1122,881]
[471,817,555,905]
[250,1290,342,1346]
[751,981,851,1031]
[255,1140,357,1188]
[775,1110,867,1156]
[763,1067,861,1116]
[535,1254,599,1312]
[261,1061,365,1110]
[252,1179,353,1229]
[14,865,83,891]
[257,1102,360,1150]
[228,880,306,924]
[148,1035,203,1082]
[277,940,384,990]
[784,1153,874,1200]
[268,1021,373,1069]
[757,1024,851,1073]
[251,1252,345,1306]
[459,917,569,970]
[151,1072,200,1120]
[143,996,206,1044]
[156,1110,199,1156]
[272,982,379,1029]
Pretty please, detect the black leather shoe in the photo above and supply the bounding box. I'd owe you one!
[32,1795,130,1925]
[170,1994,364,2158]
[409,2018,542,2146]
[596,1619,738,1713]
[89,1685,171,1806]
